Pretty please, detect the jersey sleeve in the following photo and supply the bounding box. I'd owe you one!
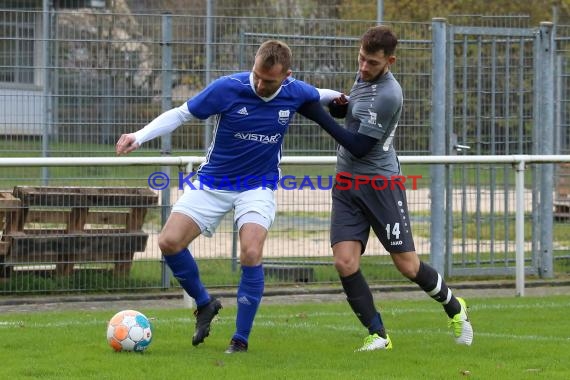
[317,88,344,106]
[298,82,320,105]
[186,77,231,119]
[357,92,402,140]
[133,103,193,146]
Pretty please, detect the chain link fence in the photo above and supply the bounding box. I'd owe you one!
[1,4,569,294]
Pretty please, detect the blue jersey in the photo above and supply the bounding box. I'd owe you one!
[186,72,319,191]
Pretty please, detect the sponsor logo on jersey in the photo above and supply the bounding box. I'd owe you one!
[368,110,377,125]
[237,107,248,115]
[234,132,282,144]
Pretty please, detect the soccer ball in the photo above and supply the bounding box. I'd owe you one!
[106,310,153,352]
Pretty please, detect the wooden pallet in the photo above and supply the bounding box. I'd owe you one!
[1,186,158,277]
[555,163,570,220]
[0,192,21,259]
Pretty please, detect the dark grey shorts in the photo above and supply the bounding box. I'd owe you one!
[330,177,416,254]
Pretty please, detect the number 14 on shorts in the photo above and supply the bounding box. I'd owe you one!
[386,223,403,246]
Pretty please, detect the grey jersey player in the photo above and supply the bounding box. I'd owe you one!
[326,25,473,352]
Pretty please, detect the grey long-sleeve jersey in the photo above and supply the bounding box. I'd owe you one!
[336,71,403,176]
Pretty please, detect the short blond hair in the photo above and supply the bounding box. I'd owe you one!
[255,40,292,73]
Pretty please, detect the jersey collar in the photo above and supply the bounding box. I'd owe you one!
[249,72,283,102]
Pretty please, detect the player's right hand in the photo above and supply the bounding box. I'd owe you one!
[115,133,140,155]
[329,94,349,119]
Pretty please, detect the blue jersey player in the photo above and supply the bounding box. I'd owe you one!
[116,40,371,354]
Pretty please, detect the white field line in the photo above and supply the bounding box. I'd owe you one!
[2,300,569,329]
[1,316,567,343]
[2,300,570,344]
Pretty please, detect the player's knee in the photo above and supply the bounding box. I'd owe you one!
[396,264,418,279]
[392,251,420,279]
[158,233,183,254]
[334,256,357,276]
[240,247,262,266]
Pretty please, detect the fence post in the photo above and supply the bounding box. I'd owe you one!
[160,13,173,289]
[41,0,53,185]
[538,22,555,278]
[515,160,526,296]
[444,23,455,277]
[204,0,214,148]
[431,18,447,275]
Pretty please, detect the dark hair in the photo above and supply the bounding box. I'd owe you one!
[255,40,292,73]
[361,25,398,56]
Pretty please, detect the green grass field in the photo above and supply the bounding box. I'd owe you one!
[1,295,569,379]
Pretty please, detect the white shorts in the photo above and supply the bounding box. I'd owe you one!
[171,179,276,237]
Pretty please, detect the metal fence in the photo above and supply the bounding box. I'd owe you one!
[0,9,433,156]
[1,7,569,294]
[0,155,568,297]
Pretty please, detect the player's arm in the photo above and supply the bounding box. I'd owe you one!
[297,101,376,158]
[354,91,402,146]
[115,103,194,155]
[317,88,348,119]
